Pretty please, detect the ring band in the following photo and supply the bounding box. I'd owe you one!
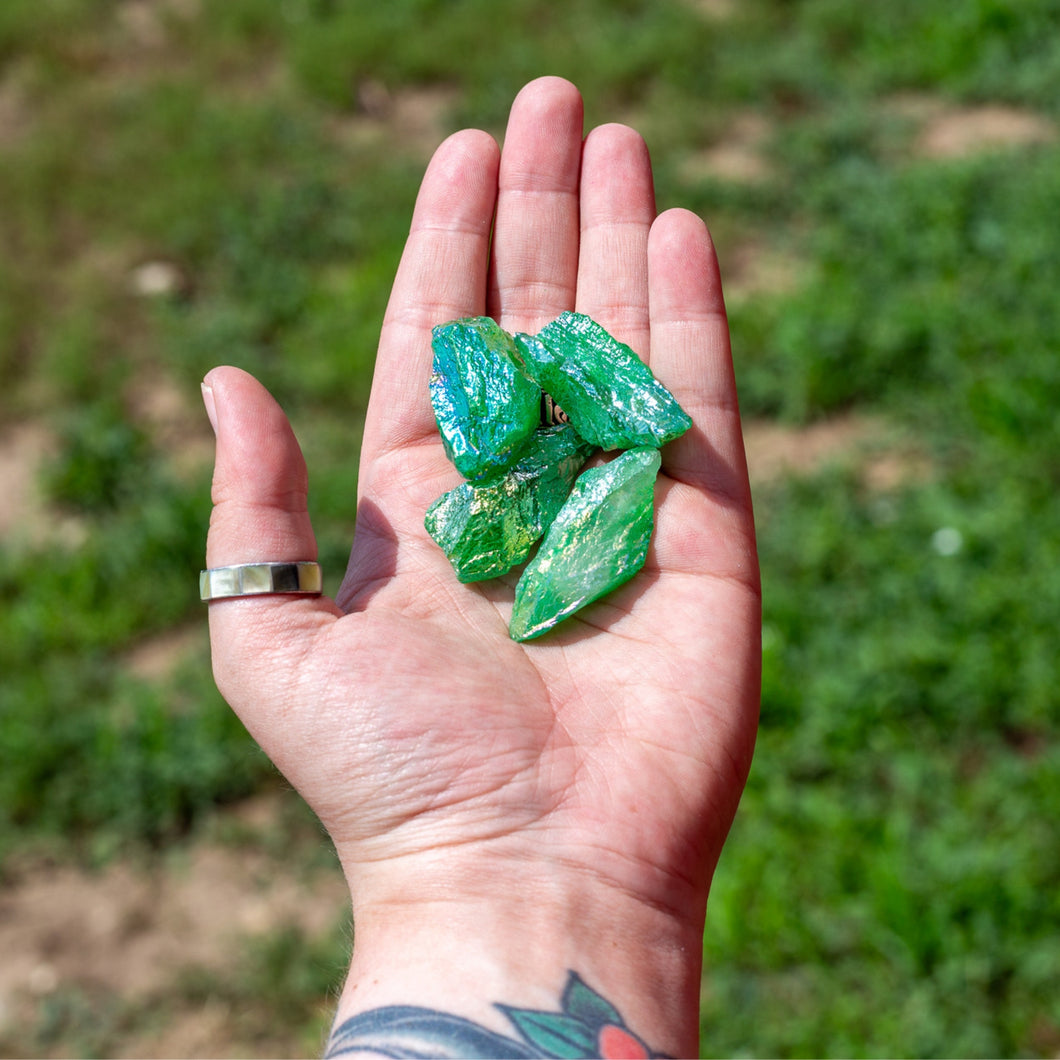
[200,562,323,602]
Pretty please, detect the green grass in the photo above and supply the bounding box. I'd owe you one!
[1,0,1058,1055]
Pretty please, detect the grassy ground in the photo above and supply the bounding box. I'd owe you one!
[1,0,1059,1055]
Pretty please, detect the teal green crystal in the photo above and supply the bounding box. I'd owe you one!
[430,316,541,480]
[425,425,596,583]
[514,311,692,451]
[508,447,661,641]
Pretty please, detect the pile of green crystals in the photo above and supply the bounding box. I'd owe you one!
[426,311,692,641]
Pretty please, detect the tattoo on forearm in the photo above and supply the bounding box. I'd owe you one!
[325,970,664,1058]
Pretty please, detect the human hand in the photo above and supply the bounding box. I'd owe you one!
[202,77,759,1057]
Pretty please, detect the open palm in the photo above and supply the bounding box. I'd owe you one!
[205,78,759,952]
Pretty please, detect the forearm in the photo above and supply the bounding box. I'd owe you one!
[326,864,704,1058]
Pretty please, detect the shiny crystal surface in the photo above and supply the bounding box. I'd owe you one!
[430,316,541,480]
[508,447,661,641]
[425,425,596,583]
[513,311,692,451]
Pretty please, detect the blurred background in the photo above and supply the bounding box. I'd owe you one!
[1,0,1058,1056]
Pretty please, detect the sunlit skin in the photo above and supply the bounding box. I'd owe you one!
[202,77,760,1057]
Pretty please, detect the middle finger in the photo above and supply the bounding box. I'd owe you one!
[488,76,584,335]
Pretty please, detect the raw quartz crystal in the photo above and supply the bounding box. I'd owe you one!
[508,448,662,641]
[426,311,691,640]
[429,316,540,479]
[425,425,595,583]
[514,311,693,450]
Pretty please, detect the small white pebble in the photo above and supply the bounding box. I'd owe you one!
[931,526,963,556]
[130,260,184,297]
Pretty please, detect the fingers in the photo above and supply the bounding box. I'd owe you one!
[488,76,583,335]
[575,123,656,357]
[363,76,585,471]
[203,366,341,705]
[357,77,586,525]
[357,79,746,533]
[647,209,752,507]
[360,128,501,464]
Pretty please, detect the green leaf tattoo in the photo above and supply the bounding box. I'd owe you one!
[562,973,624,1027]
[326,970,664,1059]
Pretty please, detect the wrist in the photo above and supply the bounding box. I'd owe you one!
[331,851,705,1058]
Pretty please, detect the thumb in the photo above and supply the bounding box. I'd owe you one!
[204,365,320,570]
[202,366,341,700]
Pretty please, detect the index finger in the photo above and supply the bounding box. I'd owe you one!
[359,129,500,470]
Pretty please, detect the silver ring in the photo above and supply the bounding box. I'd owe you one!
[200,562,323,602]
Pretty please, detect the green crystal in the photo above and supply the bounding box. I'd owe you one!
[513,311,692,451]
[509,447,661,641]
[430,316,541,480]
[425,425,596,583]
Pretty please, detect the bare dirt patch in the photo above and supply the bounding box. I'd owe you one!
[126,367,215,482]
[0,368,209,555]
[0,794,348,1057]
[106,0,282,101]
[329,83,462,161]
[903,99,1057,160]
[117,0,172,50]
[0,423,52,538]
[0,65,33,148]
[743,412,927,489]
[115,0,201,51]
[0,422,86,549]
[744,413,876,482]
[683,0,737,19]
[722,237,804,305]
[680,111,773,184]
[125,623,208,681]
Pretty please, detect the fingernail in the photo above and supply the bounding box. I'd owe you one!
[201,382,218,435]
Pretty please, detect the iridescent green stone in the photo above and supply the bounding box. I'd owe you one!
[514,311,692,451]
[430,317,541,480]
[509,447,661,641]
[425,425,596,583]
